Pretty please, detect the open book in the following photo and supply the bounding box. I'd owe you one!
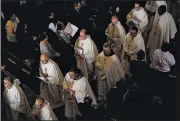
[64,22,79,37]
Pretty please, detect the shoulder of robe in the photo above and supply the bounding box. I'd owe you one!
[86,35,93,42]
[49,60,57,67]
[126,33,130,38]
[6,20,13,25]
[167,12,173,19]
[82,76,88,83]
[75,37,80,45]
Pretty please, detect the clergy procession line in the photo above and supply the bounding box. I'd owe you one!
[2,1,177,121]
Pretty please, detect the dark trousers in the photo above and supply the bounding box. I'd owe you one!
[149,68,169,97]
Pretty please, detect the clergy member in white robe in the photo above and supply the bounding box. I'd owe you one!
[39,53,64,108]
[3,77,32,120]
[94,42,125,101]
[126,2,148,34]
[150,43,175,73]
[105,15,126,59]
[147,5,177,60]
[68,68,97,105]
[32,96,58,120]
[74,29,99,80]
[63,72,78,120]
[39,33,60,58]
[123,26,146,74]
[145,1,167,35]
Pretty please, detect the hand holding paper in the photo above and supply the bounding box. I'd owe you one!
[38,76,49,83]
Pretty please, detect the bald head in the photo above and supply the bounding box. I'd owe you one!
[40,53,49,64]
[111,16,118,25]
[80,29,87,40]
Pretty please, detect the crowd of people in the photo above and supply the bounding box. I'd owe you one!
[1,0,178,120]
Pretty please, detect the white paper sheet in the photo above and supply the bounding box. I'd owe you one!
[37,76,48,83]
[64,22,79,37]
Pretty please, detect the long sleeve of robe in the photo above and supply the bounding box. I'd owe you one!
[40,59,64,85]
[124,32,146,60]
[39,103,58,120]
[106,55,125,86]
[132,7,148,33]
[74,35,99,64]
[72,76,97,105]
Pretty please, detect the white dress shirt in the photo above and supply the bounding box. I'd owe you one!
[48,23,57,33]
[150,49,175,72]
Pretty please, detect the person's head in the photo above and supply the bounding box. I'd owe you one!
[35,96,45,109]
[134,2,141,11]
[130,26,138,37]
[84,96,93,105]
[158,5,166,16]
[57,22,65,31]
[69,68,82,80]
[111,15,118,25]
[11,13,16,21]
[161,42,170,52]
[80,29,87,40]
[103,42,114,56]
[4,77,13,89]
[49,12,56,23]
[137,50,145,60]
[39,33,48,42]
[74,1,81,9]
[40,53,49,64]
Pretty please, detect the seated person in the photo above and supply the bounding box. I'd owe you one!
[149,42,175,100]
[150,42,175,74]
[39,33,60,58]
[56,21,72,45]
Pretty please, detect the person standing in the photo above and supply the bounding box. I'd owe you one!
[123,26,146,74]
[126,2,148,34]
[63,71,79,120]
[5,13,20,42]
[94,42,125,101]
[3,77,32,120]
[68,68,97,105]
[39,53,64,108]
[105,15,126,59]
[74,29,99,80]
[32,96,58,120]
[146,5,177,60]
